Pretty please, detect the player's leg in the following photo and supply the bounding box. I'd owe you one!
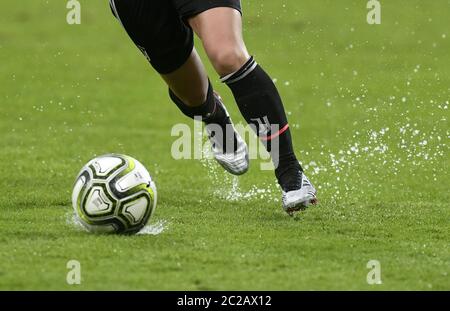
[109,0,248,174]
[164,51,248,174]
[187,8,249,76]
[187,6,317,213]
[161,48,208,107]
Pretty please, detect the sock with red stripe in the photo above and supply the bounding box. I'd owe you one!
[222,57,303,189]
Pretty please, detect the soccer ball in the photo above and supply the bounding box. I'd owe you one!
[72,154,157,234]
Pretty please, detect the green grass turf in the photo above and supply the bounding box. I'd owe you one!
[0,0,449,290]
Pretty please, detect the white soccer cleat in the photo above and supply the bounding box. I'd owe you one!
[282,172,317,216]
[206,93,249,176]
[208,128,249,175]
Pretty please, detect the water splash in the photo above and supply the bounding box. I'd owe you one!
[200,151,278,203]
[66,211,167,235]
[137,220,168,235]
[66,212,88,232]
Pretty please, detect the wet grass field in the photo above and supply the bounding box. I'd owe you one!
[0,0,448,290]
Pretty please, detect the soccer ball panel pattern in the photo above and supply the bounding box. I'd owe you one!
[72,154,157,234]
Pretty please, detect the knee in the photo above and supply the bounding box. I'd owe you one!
[207,47,249,76]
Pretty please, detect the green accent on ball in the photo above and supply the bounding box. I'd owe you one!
[88,154,127,180]
[146,186,155,201]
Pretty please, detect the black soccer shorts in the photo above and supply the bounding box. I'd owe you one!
[109,0,242,74]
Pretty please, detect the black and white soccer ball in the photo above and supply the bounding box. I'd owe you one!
[72,154,157,234]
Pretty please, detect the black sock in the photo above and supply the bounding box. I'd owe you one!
[222,57,303,188]
[169,81,237,152]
